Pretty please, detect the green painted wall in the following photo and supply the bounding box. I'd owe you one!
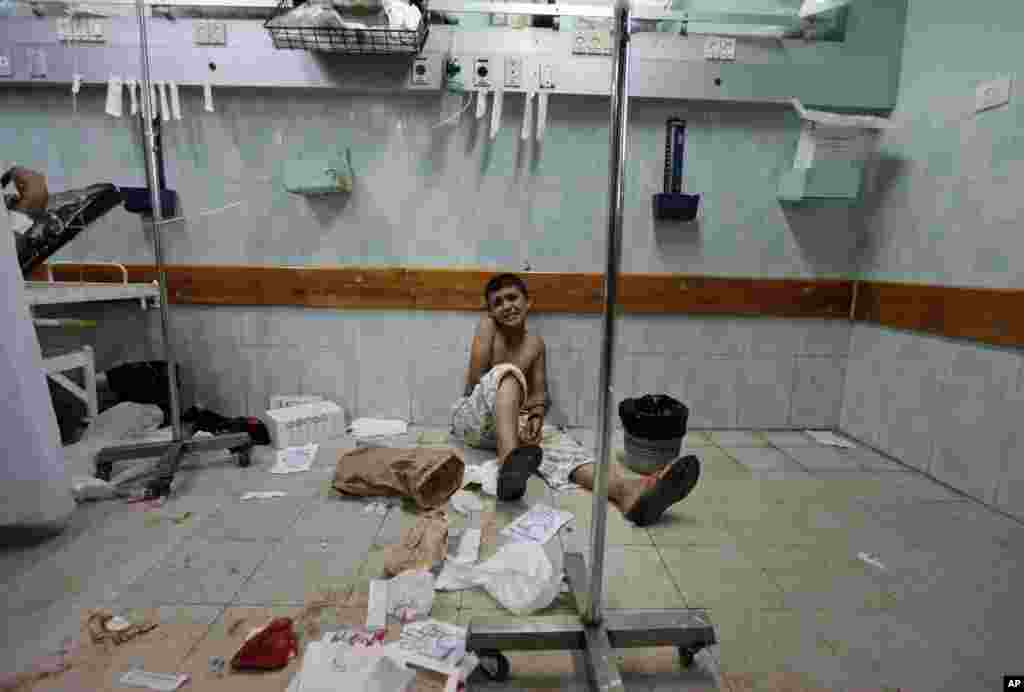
[855,0,1024,287]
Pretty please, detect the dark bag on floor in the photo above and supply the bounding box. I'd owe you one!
[105,361,182,425]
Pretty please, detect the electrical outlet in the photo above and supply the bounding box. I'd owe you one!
[209,22,227,45]
[504,56,522,88]
[473,58,492,88]
[718,37,736,60]
[703,36,719,60]
[410,57,431,86]
[0,53,11,77]
[539,63,555,89]
[976,76,1012,113]
[573,29,611,56]
[194,21,209,44]
[27,48,46,77]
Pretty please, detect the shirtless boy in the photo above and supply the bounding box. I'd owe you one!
[450,273,700,526]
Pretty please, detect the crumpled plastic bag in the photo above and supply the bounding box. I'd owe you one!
[435,540,564,615]
[461,460,498,497]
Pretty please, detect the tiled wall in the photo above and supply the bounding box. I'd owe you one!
[841,324,1024,519]
[149,306,852,431]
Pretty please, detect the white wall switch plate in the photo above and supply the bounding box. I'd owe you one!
[194,21,209,44]
[976,76,1012,113]
[718,37,736,60]
[0,53,11,77]
[209,22,227,45]
[410,57,431,86]
[473,58,492,88]
[703,36,719,59]
[539,63,555,89]
[504,56,522,88]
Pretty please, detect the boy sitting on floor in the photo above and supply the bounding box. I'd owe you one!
[450,273,700,526]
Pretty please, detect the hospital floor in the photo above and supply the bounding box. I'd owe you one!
[2,428,1022,692]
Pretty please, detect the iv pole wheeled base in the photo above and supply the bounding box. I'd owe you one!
[467,553,718,690]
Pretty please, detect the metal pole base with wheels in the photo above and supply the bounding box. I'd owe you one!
[94,0,251,500]
[465,1,718,688]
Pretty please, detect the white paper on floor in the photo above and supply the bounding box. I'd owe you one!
[448,528,481,565]
[349,418,408,438]
[857,552,886,570]
[240,491,287,501]
[269,443,318,474]
[386,569,436,622]
[461,460,498,496]
[449,489,484,515]
[363,500,391,515]
[291,640,414,692]
[805,430,855,448]
[118,670,190,691]
[501,503,574,545]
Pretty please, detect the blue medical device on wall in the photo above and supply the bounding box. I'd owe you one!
[653,118,700,221]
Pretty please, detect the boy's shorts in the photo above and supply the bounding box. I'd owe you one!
[451,365,591,491]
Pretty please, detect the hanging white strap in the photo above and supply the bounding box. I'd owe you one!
[475,89,488,119]
[105,74,123,118]
[127,79,139,116]
[157,81,171,122]
[536,91,549,142]
[203,82,215,113]
[521,91,534,141]
[490,89,503,140]
[168,81,182,120]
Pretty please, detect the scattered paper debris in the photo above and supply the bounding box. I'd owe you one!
[118,670,190,691]
[461,460,498,496]
[387,570,436,623]
[366,579,389,632]
[349,418,409,438]
[449,490,484,516]
[805,430,855,448]
[393,619,467,671]
[857,552,886,570]
[363,500,391,515]
[501,504,574,545]
[240,491,288,501]
[269,443,319,474]
[449,528,481,565]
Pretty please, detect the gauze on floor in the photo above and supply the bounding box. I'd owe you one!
[333,447,464,510]
[435,540,563,615]
[382,510,448,578]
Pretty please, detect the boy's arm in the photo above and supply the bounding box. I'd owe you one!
[523,340,548,414]
[465,315,496,396]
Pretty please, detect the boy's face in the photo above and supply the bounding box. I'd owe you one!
[488,285,531,328]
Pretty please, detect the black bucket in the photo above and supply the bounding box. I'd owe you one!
[618,394,689,474]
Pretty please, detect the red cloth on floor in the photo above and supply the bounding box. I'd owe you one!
[230,618,298,671]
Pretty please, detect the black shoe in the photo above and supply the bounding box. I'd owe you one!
[624,455,701,527]
[496,446,543,502]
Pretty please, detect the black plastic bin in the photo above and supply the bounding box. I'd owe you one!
[618,394,689,474]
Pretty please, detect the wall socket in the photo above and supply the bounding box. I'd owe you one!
[57,17,106,43]
[976,76,1012,113]
[410,57,431,86]
[473,58,492,88]
[504,56,522,88]
[0,53,12,78]
[539,63,555,89]
[703,36,736,61]
[195,21,227,46]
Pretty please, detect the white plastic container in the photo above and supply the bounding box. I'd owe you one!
[262,400,345,449]
[269,394,324,410]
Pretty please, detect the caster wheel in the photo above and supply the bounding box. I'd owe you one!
[145,478,172,499]
[96,464,112,482]
[476,649,510,682]
[678,645,703,668]
[236,448,252,468]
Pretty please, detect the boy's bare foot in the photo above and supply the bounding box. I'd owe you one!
[622,455,701,527]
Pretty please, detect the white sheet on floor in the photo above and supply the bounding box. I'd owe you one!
[448,489,484,515]
[240,491,287,501]
[293,641,414,692]
[269,443,318,474]
[500,503,574,545]
[349,418,408,438]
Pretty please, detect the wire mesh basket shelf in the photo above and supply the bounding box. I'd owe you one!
[264,0,429,55]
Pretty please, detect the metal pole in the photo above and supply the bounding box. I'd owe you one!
[136,0,182,441]
[583,0,630,627]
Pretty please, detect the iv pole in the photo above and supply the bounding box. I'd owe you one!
[465,0,718,688]
[92,0,253,495]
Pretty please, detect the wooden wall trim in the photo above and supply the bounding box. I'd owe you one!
[31,264,854,319]
[33,264,1024,348]
[853,281,1024,349]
